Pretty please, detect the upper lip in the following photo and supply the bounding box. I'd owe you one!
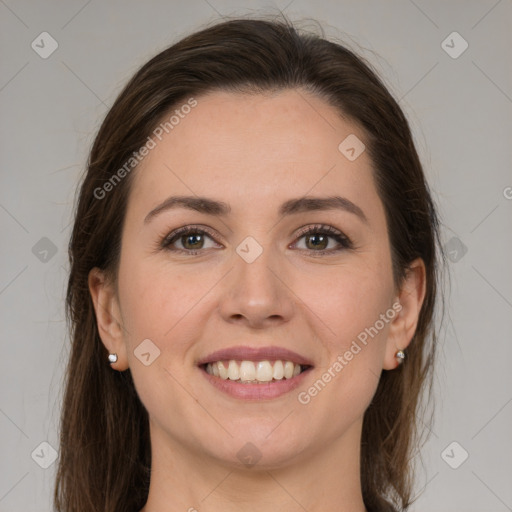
[197,345,314,367]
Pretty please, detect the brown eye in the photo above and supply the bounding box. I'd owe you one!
[304,233,329,251]
[293,225,353,254]
[180,233,205,250]
[161,226,220,254]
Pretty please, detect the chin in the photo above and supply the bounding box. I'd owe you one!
[200,423,311,471]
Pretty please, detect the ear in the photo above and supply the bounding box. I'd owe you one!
[383,258,427,370]
[88,267,129,371]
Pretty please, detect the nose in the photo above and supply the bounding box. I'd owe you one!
[218,245,295,329]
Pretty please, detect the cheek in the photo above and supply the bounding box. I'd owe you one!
[297,274,393,431]
[303,252,394,397]
[116,262,209,418]
[313,258,394,341]
[118,258,207,339]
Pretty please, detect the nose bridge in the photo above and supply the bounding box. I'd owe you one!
[219,235,294,327]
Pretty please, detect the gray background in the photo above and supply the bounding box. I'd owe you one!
[1,0,511,510]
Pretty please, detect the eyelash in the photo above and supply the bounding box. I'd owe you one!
[160,224,353,256]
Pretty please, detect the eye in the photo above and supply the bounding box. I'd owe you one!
[160,224,353,256]
[161,226,221,254]
[292,224,353,254]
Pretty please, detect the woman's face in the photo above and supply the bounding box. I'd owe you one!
[91,89,419,470]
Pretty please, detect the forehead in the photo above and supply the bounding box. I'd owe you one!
[129,88,382,222]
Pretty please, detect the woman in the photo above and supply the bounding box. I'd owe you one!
[55,16,443,512]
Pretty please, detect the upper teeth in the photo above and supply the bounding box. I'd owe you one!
[205,360,302,382]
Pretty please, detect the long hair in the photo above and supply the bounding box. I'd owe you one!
[55,15,443,512]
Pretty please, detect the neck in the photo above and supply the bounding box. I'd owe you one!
[140,419,367,512]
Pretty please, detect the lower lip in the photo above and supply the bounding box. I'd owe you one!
[200,366,312,400]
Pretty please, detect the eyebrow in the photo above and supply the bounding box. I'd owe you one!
[144,195,368,225]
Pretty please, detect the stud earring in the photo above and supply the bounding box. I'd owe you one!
[395,349,405,364]
[108,353,118,364]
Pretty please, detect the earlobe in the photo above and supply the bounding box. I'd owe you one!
[88,267,129,371]
[383,258,427,370]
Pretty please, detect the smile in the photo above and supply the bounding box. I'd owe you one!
[198,345,314,400]
[204,359,307,383]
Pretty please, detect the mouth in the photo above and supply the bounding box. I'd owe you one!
[201,359,311,383]
[197,346,314,400]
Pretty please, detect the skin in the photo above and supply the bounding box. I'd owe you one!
[89,89,426,512]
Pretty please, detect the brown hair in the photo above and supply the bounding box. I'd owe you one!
[55,15,443,512]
